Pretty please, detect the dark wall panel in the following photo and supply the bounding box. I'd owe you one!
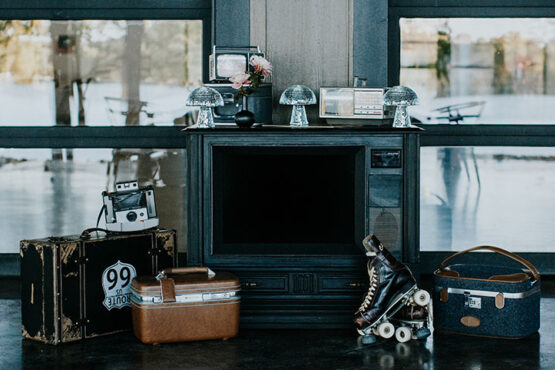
[212,0,250,47]
[353,0,388,87]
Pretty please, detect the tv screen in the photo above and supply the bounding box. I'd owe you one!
[212,146,362,255]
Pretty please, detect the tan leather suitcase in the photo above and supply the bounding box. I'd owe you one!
[130,267,240,344]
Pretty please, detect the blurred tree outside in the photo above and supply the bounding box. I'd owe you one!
[1,20,202,86]
[0,20,51,83]
[493,37,512,94]
[436,23,451,98]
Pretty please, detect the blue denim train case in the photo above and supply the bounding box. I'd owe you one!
[433,246,540,339]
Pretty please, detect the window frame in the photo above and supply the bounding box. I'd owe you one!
[389,2,555,273]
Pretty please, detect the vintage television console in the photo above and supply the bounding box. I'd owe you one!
[184,126,421,328]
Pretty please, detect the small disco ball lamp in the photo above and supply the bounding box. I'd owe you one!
[384,86,419,128]
[186,86,224,128]
[279,85,317,127]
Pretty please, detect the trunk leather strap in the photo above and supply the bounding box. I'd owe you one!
[160,277,176,303]
[439,245,540,281]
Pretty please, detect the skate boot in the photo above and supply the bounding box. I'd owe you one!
[354,234,428,342]
[390,303,431,343]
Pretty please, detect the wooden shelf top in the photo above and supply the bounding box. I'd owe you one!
[182,124,423,134]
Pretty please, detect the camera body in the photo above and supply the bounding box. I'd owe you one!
[102,181,159,232]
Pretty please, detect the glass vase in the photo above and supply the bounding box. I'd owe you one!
[234,95,256,128]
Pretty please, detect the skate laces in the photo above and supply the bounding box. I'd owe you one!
[359,267,378,311]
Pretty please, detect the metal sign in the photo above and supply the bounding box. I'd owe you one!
[101,260,137,310]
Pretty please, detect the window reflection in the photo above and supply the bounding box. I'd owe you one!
[0,148,186,253]
[0,20,202,126]
[421,147,555,252]
[400,18,555,124]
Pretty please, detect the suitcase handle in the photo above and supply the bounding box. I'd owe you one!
[79,228,114,239]
[157,267,216,280]
[439,245,540,281]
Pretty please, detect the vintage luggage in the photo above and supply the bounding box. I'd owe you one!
[131,267,240,344]
[20,229,176,344]
[433,246,540,339]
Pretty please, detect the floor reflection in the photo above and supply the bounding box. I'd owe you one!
[356,340,432,369]
[431,331,540,369]
[3,297,553,369]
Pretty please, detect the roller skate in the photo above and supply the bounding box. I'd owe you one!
[389,302,432,343]
[354,234,430,345]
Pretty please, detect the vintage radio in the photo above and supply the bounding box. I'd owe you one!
[209,46,265,82]
[319,87,394,125]
[205,83,272,124]
[20,229,176,344]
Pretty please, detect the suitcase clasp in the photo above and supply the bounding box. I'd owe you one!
[464,292,482,309]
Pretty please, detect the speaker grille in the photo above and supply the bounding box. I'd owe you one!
[369,208,401,255]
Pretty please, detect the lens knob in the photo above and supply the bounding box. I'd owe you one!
[126,211,137,222]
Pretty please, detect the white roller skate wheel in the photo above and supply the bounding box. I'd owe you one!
[395,326,412,343]
[377,322,395,339]
[413,290,431,306]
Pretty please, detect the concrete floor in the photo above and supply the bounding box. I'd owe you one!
[1,277,554,370]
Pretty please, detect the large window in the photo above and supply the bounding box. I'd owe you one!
[0,1,211,260]
[401,18,555,125]
[392,4,555,271]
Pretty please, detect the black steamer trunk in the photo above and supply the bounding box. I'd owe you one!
[20,229,176,344]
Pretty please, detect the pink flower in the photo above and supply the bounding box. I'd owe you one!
[229,73,251,89]
[249,55,272,78]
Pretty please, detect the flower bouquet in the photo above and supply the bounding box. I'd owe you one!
[229,55,273,98]
[229,55,272,127]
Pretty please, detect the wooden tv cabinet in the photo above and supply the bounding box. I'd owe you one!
[183,125,421,328]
